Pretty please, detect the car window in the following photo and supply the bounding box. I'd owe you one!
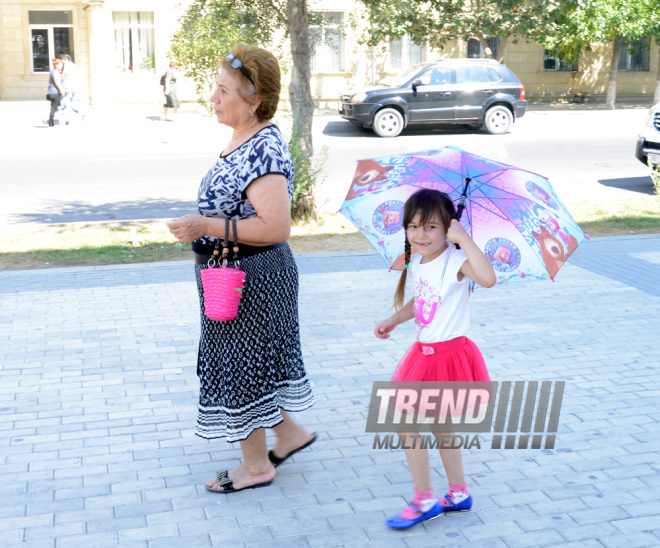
[486,67,502,82]
[387,64,428,87]
[417,67,452,86]
[455,65,490,84]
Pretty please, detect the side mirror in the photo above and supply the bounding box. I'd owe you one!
[412,79,423,94]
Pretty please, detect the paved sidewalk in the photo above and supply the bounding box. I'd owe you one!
[0,235,659,547]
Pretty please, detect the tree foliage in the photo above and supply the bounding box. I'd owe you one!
[538,0,658,109]
[170,1,270,111]
[358,0,546,63]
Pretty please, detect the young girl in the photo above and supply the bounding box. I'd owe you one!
[374,188,496,530]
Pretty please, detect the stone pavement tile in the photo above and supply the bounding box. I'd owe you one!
[307,528,371,547]
[0,529,23,546]
[149,534,213,548]
[117,523,180,543]
[600,532,660,548]
[208,525,272,546]
[612,515,660,534]
[501,528,567,547]
[23,522,86,541]
[244,535,310,548]
[560,522,622,542]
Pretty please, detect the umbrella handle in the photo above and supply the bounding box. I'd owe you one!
[453,206,464,249]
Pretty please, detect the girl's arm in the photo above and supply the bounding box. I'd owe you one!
[447,219,497,288]
[167,174,291,246]
[374,298,414,339]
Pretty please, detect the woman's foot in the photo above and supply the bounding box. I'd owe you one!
[205,462,275,493]
[270,428,316,466]
[268,432,317,467]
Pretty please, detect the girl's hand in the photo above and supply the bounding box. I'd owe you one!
[446,219,469,246]
[167,214,207,243]
[374,317,397,339]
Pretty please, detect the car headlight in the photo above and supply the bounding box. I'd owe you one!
[351,92,368,104]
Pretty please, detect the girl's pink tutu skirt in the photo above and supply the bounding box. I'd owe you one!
[391,336,490,383]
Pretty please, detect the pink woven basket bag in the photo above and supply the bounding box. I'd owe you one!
[201,218,246,322]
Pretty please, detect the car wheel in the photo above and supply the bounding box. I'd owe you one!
[484,105,513,135]
[372,108,404,137]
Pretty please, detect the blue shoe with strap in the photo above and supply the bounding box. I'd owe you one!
[439,492,473,513]
[386,500,444,530]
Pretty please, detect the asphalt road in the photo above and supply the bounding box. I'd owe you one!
[0,103,653,226]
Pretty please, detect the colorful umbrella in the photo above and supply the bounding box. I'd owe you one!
[339,146,587,285]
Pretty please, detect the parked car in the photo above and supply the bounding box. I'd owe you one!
[338,58,527,137]
[635,103,660,167]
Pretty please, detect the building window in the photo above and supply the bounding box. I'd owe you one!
[112,11,155,73]
[389,35,424,71]
[618,37,650,71]
[310,12,344,72]
[467,37,500,59]
[29,10,74,73]
[544,50,577,71]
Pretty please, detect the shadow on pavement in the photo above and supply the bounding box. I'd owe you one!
[598,175,655,196]
[8,198,197,225]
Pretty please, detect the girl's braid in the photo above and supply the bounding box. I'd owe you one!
[394,237,412,310]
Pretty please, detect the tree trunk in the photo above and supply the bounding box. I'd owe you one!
[479,36,493,59]
[655,43,660,104]
[606,37,621,110]
[497,35,509,64]
[287,0,314,155]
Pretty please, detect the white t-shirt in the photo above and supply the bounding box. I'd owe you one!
[411,246,470,343]
[62,60,78,92]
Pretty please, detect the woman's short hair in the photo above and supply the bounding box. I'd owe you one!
[223,44,281,121]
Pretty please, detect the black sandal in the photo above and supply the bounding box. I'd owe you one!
[267,433,317,467]
[205,470,273,493]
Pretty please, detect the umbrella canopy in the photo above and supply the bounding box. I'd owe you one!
[339,146,587,285]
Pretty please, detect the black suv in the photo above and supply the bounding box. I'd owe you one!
[339,59,527,137]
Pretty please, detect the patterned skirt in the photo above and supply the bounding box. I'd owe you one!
[194,244,314,442]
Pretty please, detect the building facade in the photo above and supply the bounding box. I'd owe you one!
[1,0,657,105]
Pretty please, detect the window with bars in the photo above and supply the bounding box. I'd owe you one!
[112,11,155,73]
[467,37,500,59]
[544,50,577,71]
[310,12,344,72]
[389,35,424,71]
[618,37,650,71]
[29,10,74,73]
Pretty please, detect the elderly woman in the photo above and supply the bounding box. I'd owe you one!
[167,45,315,493]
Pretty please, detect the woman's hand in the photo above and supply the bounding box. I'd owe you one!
[167,214,208,242]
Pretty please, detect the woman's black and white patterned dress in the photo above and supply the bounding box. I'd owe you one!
[194,125,314,442]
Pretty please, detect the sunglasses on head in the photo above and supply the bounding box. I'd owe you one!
[225,53,255,88]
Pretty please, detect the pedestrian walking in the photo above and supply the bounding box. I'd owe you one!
[374,188,496,529]
[166,44,315,494]
[161,60,181,121]
[58,53,84,124]
[46,58,65,127]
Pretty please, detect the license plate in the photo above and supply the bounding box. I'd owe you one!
[649,152,660,165]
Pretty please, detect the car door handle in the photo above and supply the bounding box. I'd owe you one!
[441,92,452,97]
[481,90,494,95]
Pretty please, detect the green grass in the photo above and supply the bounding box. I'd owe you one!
[1,197,659,271]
